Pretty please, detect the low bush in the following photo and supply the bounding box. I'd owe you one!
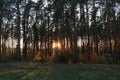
[53,53,73,64]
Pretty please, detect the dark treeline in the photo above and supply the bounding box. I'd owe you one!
[0,0,120,64]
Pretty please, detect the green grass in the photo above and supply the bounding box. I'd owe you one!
[0,63,120,80]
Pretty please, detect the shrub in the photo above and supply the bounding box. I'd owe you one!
[0,57,14,63]
[33,54,41,62]
[26,52,35,61]
[52,53,73,64]
[95,54,107,64]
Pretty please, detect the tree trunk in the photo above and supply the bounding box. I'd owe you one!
[106,0,113,64]
[11,24,14,55]
[23,0,27,60]
[16,0,21,61]
[47,16,50,57]
[86,1,91,62]
[71,5,78,64]
[0,18,2,58]
[95,35,99,54]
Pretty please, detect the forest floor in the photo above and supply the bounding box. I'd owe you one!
[0,62,120,80]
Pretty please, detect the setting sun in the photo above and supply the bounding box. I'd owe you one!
[57,42,61,49]
[53,41,61,49]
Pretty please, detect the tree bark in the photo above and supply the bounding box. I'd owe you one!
[0,18,2,58]
[106,0,113,64]
[71,4,78,64]
[16,0,21,61]
[23,0,27,60]
[86,1,91,62]
[47,16,50,57]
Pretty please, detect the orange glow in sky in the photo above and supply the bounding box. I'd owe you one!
[53,41,61,49]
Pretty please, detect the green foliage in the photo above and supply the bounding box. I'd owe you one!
[26,52,35,61]
[0,53,15,63]
[53,52,73,64]
[40,57,47,63]
[0,58,12,63]
[95,54,108,64]
[53,54,68,63]
[6,53,16,60]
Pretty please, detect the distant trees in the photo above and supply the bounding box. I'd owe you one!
[0,0,120,63]
[0,0,15,59]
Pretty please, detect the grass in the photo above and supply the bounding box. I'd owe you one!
[0,63,120,80]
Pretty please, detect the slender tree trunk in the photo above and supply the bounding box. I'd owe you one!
[0,1,3,59]
[63,38,65,50]
[50,32,53,55]
[93,0,99,55]
[40,39,42,53]
[47,16,50,57]
[95,35,99,54]
[2,38,4,54]
[0,18,2,58]
[73,20,78,64]
[106,0,113,64]
[71,5,78,64]
[108,24,112,64]
[23,0,27,60]
[86,1,91,62]
[35,12,39,52]
[16,0,21,61]
[45,38,47,58]
[113,7,117,62]
[11,24,14,55]
[33,22,39,53]
[66,37,69,48]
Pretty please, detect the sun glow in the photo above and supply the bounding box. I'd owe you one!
[53,41,61,49]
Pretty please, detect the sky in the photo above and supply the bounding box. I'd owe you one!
[31,0,38,3]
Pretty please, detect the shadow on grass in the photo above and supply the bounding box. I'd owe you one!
[0,63,120,80]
